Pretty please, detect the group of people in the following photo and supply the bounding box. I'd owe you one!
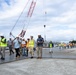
[58,42,75,49]
[0,34,44,60]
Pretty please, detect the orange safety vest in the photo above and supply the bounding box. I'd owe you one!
[21,40,26,48]
[26,41,29,48]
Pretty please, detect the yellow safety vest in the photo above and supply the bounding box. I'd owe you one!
[0,38,1,47]
[0,41,1,47]
[0,38,7,47]
[50,43,52,48]
[29,40,34,47]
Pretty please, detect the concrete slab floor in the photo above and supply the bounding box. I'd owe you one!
[0,59,76,75]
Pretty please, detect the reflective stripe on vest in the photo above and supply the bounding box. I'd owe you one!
[0,38,7,47]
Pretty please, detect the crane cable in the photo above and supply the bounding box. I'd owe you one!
[18,0,37,38]
[10,0,31,33]
[22,0,37,30]
[10,0,37,38]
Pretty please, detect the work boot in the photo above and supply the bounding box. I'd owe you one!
[49,51,53,53]
[1,57,5,60]
[37,57,39,59]
[31,56,33,59]
[39,57,42,59]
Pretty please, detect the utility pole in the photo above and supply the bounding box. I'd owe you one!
[44,25,46,47]
[44,25,46,42]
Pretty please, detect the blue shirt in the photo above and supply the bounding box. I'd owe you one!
[14,39,21,48]
[37,37,44,47]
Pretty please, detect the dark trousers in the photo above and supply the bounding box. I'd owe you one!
[15,48,20,57]
[26,48,28,56]
[9,45,14,55]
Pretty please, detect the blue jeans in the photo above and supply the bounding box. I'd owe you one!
[22,47,27,56]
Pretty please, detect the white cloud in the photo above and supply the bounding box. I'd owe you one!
[48,10,76,25]
[68,24,76,29]
[0,0,76,42]
[0,0,28,19]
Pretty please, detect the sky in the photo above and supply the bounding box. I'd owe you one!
[0,0,76,42]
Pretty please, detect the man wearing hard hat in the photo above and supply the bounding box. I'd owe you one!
[0,34,7,60]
